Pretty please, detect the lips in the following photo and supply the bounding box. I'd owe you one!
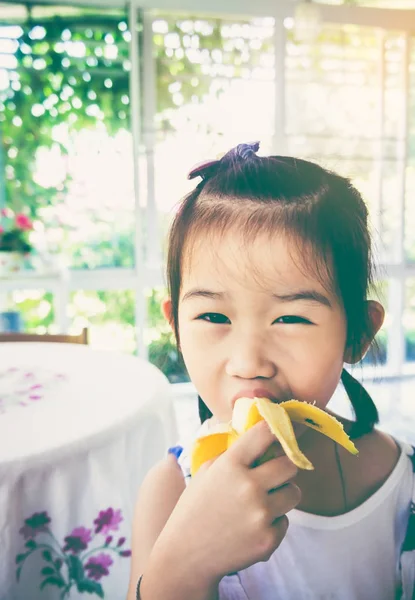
[231,388,279,408]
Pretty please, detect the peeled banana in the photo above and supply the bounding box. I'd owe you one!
[190,398,358,475]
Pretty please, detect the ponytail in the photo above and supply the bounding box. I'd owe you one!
[199,370,379,439]
[341,368,379,438]
[198,395,212,423]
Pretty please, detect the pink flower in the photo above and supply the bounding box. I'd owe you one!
[0,226,4,234]
[93,508,123,535]
[85,553,113,581]
[1,207,13,218]
[63,526,93,554]
[15,214,33,231]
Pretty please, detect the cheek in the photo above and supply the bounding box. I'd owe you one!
[287,334,346,405]
[293,359,343,404]
[179,326,225,415]
[178,322,217,376]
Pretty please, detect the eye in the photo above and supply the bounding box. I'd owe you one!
[197,313,230,324]
[274,315,312,325]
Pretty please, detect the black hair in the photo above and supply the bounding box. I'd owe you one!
[167,143,380,438]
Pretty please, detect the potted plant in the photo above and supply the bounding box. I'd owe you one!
[0,207,33,276]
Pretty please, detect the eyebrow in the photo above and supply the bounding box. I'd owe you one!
[181,288,332,308]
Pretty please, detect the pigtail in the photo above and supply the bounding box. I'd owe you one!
[198,395,212,423]
[341,368,379,438]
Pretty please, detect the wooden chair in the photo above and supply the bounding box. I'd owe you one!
[0,327,89,345]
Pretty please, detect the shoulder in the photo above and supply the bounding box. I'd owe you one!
[356,427,400,466]
[342,427,403,506]
[126,455,185,599]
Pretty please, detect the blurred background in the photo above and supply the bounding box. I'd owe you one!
[1,0,415,385]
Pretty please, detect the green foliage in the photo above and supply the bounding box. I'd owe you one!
[0,228,31,252]
[0,7,272,216]
[148,331,189,383]
[8,285,187,379]
[10,291,55,330]
[70,227,135,269]
[145,287,189,382]
[1,8,131,215]
[0,7,276,272]
[0,209,34,252]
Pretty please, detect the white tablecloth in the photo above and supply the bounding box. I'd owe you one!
[0,343,178,600]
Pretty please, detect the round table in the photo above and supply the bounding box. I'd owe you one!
[0,343,177,600]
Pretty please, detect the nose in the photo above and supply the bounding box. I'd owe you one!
[225,332,277,380]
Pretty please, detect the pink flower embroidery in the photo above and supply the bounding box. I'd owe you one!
[93,508,123,535]
[16,507,132,596]
[84,553,113,581]
[63,527,93,554]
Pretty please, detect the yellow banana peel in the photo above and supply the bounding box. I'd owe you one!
[190,398,358,476]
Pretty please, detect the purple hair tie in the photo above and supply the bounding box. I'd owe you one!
[236,141,260,160]
[187,142,260,181]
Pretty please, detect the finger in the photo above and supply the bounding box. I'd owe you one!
[227,420,276,467]
[193,456,217,477]
[272,515,289,536]
[251,441,285,467]
[253,456,298,491]
[267,482,302,520]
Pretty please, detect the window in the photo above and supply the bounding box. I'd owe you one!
[0,3,135,269]
[1,1,415,378]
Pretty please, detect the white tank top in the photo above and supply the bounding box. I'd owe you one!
[172,421,415,600]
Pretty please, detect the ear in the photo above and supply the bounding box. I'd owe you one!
[161,297,173,326]
[344,300,385,364]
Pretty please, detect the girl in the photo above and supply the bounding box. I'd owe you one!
[127,143,415,600]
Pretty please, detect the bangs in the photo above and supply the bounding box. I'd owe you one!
[181,198,337,301]
[167,150,371,351]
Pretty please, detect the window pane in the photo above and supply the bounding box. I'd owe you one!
[5,289,137,353]
[405,37,415,262]
[4,285,189,382]
[404,278,415,362]
[313,0,415,6]
[145,286,189,383]
[0,3,135,269]
[3,289,56,331]
[68,290,136,352]
[152,14,276,222]
[363,279,388,366]
[285,26,407,265]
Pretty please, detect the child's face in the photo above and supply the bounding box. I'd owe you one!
[176,231,348,424]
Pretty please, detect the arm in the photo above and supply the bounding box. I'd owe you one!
[126,455,219,600]
[128,421,298,600]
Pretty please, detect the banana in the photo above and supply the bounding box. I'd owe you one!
[280,400,359,456]
[255,398,314,470]
[191,427,229,475]
[190,398,358,475]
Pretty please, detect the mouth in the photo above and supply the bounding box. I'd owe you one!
[231,387,281,409]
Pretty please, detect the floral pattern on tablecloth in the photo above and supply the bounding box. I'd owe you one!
[0,367,67,414]
[16,508,132,598]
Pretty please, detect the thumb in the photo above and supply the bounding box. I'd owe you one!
[227,420,276,468]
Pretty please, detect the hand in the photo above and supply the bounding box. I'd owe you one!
[151,420,301,585]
